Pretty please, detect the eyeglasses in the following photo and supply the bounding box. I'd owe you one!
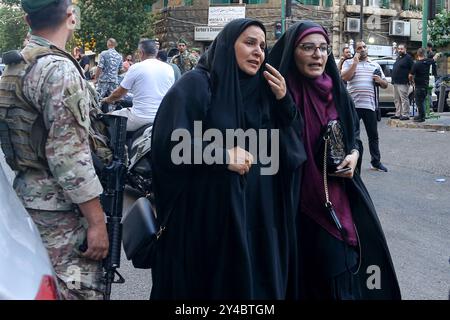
[297,43,332,56]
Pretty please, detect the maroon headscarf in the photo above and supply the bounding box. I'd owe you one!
[288,26,357,246]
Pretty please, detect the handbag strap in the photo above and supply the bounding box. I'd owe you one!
[322,135,362,275]
[322,134,344,232]
[153,183,186,240]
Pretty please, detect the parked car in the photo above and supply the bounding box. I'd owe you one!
[0,63,5,77]
[0,163,59,300]
[433,75,450,112]
[373,57,437,115]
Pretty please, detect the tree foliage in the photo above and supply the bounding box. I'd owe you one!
[76,0,157,55]
[428,10,450,48]
[0,1,28,54]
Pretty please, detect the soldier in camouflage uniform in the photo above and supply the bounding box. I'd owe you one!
[94,38,123,98]
[170,38,198,75]
[0,0,108,299]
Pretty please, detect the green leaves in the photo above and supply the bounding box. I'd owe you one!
[76,0,157,55]
[428,10,450,48]
[0,4,28,54]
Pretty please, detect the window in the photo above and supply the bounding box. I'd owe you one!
[436,0,445,12]
[209,0,268,3]
[379,62,393,77]
[380,0,390,8]
[296,0,323,5]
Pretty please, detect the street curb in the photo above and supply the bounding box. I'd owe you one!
[387,119,450,131]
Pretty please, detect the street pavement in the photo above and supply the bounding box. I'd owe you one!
[359,119,450,300]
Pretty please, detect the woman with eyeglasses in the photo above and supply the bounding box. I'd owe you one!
[268,21,401,300]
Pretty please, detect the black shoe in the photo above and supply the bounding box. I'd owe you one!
[413,116,425,122]
[390,115,400,119]
[399,116,410,121]
[371,163,388,172]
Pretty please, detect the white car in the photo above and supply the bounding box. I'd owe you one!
[0,163,60,300]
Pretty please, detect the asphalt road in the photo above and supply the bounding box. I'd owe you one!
[111,119,450,300]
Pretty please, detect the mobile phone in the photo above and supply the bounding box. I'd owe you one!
[334,167,351,174]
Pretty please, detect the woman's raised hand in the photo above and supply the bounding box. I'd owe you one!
[263,63,287,100]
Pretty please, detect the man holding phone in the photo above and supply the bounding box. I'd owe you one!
[341,41,389,172]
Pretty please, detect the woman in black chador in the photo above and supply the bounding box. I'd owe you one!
[150,19,306,299]
[268,21,401,300]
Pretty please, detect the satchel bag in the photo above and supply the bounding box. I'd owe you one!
[122,197,166,269]
[318,120,346,174]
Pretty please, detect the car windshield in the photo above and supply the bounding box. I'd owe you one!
[379,63,393,77]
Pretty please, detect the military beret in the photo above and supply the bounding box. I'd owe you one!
[21,0,60,13]
[177,38,187,45]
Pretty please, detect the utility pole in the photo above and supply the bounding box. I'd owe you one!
[359,0,364,41]
[422,0,429,47]
[281,0,286,33]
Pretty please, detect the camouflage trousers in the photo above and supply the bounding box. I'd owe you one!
[28,209,104,300]
[96,81,118,99]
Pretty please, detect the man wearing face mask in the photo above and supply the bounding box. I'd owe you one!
[342,41,389,172]
[391,44,414,120]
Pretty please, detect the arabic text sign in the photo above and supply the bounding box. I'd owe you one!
[208,6,246,27]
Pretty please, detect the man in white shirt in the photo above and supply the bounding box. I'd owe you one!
[103,39,175,131]
[341,41,389,172]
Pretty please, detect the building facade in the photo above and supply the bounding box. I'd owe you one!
[151,0,448,57]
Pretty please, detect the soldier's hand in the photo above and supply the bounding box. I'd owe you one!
[82,223,109,261]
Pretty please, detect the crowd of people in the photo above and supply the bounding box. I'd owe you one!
[8,0,448,301]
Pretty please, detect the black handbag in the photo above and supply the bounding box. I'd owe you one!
[317,120,346,174]
[122,197,165,269]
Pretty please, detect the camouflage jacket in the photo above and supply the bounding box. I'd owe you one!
[170,50,197,74]
[14,35,103,211]
[98,48,123,84]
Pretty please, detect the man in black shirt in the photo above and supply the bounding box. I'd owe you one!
[409,48,434,122]
[391,44,414,120]
[79,48,91,80]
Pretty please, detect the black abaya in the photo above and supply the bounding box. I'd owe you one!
[150,19,306,299]
[268,21,401,300]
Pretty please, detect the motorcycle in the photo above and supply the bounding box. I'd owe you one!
[101,96,153,198]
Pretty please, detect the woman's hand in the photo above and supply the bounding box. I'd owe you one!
[330,150,359,179]
[263,63,286,100]
[227,147,254,175]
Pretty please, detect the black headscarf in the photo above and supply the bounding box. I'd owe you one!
[196,18,269,131]
[268,21,361,155]
[150,18,306,299]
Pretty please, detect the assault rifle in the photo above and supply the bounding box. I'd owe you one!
[98,114,128,300]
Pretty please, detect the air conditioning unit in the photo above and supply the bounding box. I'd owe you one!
[346,18,360,33]
[389,20,411,36]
